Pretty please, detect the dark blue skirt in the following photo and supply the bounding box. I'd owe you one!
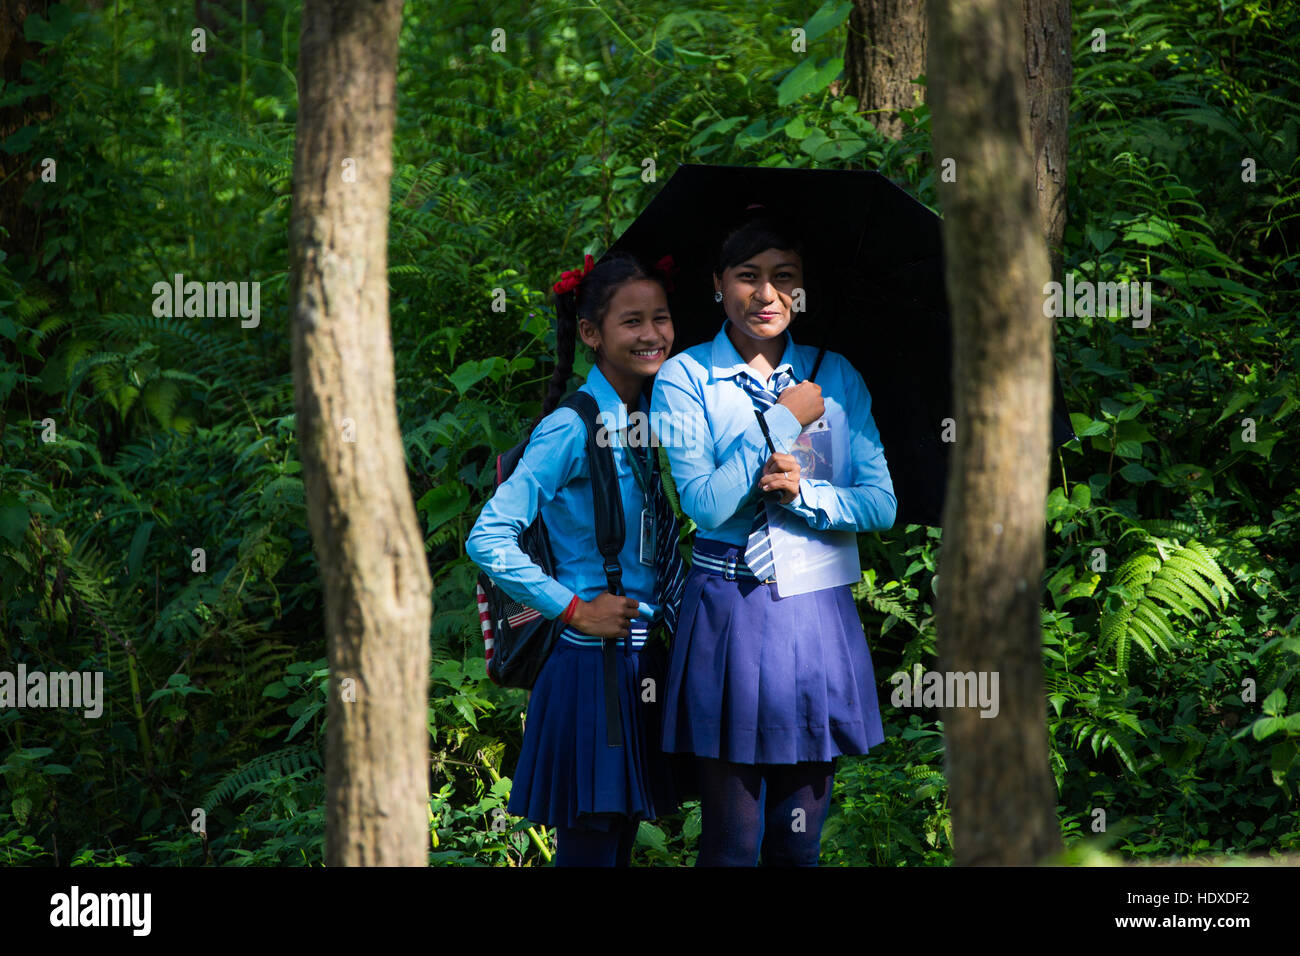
[507,636,679,830]
[662,538,886,765]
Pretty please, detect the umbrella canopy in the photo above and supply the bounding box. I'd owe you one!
[604,163,1076,528]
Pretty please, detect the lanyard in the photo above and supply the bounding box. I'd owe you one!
[619,428,652,504]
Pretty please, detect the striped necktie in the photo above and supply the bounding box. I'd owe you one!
[738,367,795,581]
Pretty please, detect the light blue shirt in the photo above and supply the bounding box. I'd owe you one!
[650,321,897,544]
[466,366,659,623]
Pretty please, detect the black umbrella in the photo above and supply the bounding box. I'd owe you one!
[604,163,1076,528]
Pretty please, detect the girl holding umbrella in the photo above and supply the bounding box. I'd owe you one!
[651,208,897,866]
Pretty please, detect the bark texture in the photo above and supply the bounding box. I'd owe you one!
[1023,0,1072,284]
[844,0,1070,285]
[844,0,927,140]
[927,0,1063,866]
[290,0,431,867]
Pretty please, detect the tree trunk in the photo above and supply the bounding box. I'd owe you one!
[844,0,926,140]
[927,0,1062,866]
[844,0,1069,282]
[1023,0,1071,285]
[290,0,431,866]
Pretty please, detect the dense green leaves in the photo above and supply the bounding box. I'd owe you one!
[1,0,1297,866]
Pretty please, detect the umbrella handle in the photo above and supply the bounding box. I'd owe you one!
[752,344,825,504]
[808,344,827,382]
[753,409,785,504]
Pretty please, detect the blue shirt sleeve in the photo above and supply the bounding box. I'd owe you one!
[781,354,897,532]
[651,355,802,533]
[465,408,584,619]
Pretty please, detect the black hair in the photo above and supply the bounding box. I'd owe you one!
[714,208,806,278]
[542,252,668,417]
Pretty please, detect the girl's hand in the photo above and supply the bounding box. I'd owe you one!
[776,380,824,427]
[569,592,641,639]
[760,453,801,505]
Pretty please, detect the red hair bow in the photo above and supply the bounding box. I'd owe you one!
[654,254,678,293]
[553,254,596,295]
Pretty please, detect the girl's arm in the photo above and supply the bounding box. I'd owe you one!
[651,356,803,532]
[780,355,897,533]
[465,408,585,619]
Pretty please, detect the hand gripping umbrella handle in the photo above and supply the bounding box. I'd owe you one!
[753,409,784,504]
[753,344,826,502]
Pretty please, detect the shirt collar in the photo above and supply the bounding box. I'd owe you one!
[584,363,649,417]
[709,320,800,384]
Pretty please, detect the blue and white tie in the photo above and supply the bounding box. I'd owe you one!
[739,368,794,581]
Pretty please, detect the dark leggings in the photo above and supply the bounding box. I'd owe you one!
[554,817,640,867]
[695,758,835,867]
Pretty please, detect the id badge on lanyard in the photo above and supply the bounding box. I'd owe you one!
[638,507,655,567]
[623,430,655,568]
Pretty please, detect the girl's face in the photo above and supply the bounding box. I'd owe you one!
[578,277,674,379]
[714,247,804,345]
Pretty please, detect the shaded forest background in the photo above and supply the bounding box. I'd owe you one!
[1,0,1298,865]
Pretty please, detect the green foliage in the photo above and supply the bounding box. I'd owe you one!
[1,0,1297,867]
[1100,539,1236,680]
[201,745,323,816]
[822,720,951,866]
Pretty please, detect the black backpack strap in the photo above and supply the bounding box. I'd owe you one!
[560,392,627,747]
[562,393,625,590]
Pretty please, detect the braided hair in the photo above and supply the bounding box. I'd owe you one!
[542,253,668,417]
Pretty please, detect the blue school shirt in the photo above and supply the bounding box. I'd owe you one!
[466,365,659,628]
[650,321,897,545]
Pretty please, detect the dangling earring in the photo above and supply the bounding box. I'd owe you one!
[714,291,723,303]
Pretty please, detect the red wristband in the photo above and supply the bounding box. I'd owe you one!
[560,595,579,625]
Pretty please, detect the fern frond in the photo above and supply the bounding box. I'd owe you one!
[1136,518,1198,539]
[1097,539,1237,682]
[200,744,323,814]
[1115,625,1130,679]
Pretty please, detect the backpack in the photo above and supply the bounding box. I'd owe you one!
[474,391,630,745]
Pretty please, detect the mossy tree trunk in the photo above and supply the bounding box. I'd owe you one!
[844,0,1070,288]
[844,0,927,140]
[927,0,1063,867]
[290,0,431,867]
[1023,0,1072,285]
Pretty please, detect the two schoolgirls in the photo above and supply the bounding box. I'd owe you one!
[651,210,898,865]
[465,254,679,867]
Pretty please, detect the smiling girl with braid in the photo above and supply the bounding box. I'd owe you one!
[467,253,685,866]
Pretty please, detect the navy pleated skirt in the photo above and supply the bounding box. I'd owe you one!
[662,538,886,765]
[508,632,679,831]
